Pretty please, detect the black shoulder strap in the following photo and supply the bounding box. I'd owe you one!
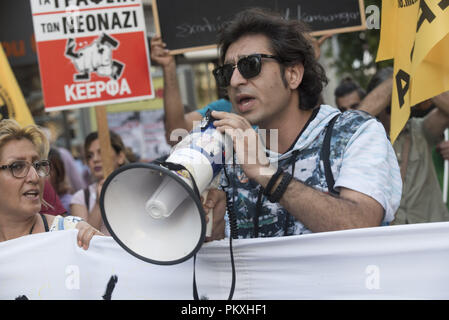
[84,187,90,209]
[39,213,49,232]
[321,114,340,196]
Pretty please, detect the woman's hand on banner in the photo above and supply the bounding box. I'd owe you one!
[76,221,104,250]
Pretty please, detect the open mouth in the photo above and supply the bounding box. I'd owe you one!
[23,190,40,200]
[236,94,256,113]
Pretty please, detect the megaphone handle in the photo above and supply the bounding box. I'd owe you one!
[202,190,213,237]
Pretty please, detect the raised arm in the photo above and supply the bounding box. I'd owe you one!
[358,76,393,117]
[150,36,201,145]
[310,33,334,60]
[423,91,449,142]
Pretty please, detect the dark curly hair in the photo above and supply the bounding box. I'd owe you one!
[334,76,366,100]
[217,7,328,110]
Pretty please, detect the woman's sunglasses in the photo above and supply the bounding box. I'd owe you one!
[213,54,282,88]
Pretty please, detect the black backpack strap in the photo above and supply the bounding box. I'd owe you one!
[84,187,90,210]
[321,114,341,196]
[39,213,49,232]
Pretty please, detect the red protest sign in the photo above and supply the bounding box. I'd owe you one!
[30,0,153,111]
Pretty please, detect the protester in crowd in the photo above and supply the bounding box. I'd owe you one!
[203,8,401,240]
[358,67,449,224]
[57,146,87,191]
[41,125,87,191]
[70,131,130,235]
[40,179,67,216]
[0,119,102,249]
[150,33,332,146]
[35,127,70,216]
[48,147,73,214]
[334,76,366,112]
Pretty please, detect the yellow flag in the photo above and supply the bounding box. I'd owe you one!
[411,0,449,105]
[377,0,449,143]
[0,45,35,126]
[376,0,397,62]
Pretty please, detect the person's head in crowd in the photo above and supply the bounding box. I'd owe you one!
[48,147,71,197]
[334,76,366,112]
[83,131,128,182]
[0,119,50,222]
[48,147,74,214]
[213,7,328,125]
[366,67,394,94]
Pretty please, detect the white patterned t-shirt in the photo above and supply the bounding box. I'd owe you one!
[221,105,402,238]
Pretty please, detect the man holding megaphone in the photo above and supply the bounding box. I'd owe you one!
[204,8,402,240]
[100,8,402,267]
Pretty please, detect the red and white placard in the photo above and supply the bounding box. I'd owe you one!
[30,0,154,111]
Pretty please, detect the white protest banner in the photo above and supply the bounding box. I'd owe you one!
[2,222,449,300]
[30,0,154,111]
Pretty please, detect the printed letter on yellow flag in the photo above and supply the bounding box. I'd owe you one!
[411,0,449,106]
[0,45,35,126]
[377,0,449,143]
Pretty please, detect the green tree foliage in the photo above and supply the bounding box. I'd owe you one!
[328,0,393,90]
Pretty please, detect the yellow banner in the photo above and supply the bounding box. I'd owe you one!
[377,0,449,143]
[376,0,397,61]
[0,45,34,126]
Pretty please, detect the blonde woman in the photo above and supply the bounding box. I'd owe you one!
[0,119,102,249]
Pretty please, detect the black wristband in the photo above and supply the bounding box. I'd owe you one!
[268,172,293,203]
[262,166,283,197]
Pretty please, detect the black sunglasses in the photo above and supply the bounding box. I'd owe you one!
[213,54,282,88]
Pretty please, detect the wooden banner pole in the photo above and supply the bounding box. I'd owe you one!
[95,105,115,178]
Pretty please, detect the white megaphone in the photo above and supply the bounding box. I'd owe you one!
[100,111,232,265]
